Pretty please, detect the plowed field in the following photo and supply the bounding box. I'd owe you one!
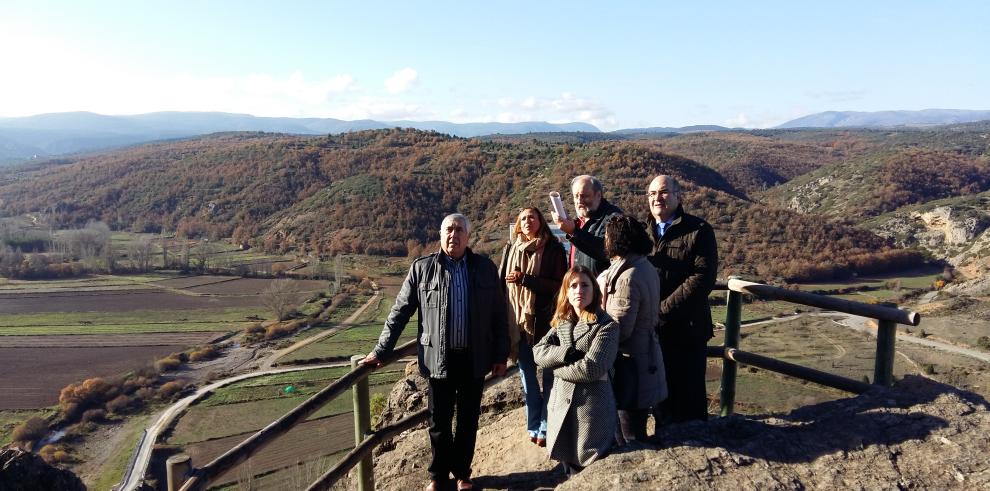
[185,278,328,295]
[0,345,187,409]
[0,332,222,348]
[0,290,264,314]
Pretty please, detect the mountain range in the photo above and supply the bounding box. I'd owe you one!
[2,109,990,165]
[776,109,990,129]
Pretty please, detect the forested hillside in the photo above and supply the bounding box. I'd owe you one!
[0,129,928,281]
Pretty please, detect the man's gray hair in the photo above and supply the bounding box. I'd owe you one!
[571,175,604,194]
[656,174,681,196]
[441,213,470,233]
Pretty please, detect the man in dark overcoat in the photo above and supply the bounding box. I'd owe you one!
[646,175,718,423]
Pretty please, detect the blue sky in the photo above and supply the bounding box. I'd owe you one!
[2,1,988,129]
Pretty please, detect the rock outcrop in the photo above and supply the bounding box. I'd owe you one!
[872,200,990,272]
[0,447,86,491]
[369,374,990,490]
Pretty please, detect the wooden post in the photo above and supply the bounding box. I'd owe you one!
[166,454,191,491]
[350,355,374,491]
[873,304,898,386]
[719,277,743,417]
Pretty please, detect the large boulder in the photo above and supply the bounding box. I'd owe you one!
[0,447,86,491]
[561,376,990,490]
[365,375,990,490]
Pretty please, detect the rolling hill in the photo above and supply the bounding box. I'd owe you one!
[0,129,922,282]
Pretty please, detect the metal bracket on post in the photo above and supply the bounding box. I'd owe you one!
[350,355,374,491]
[873,303,898,387]
[719,276,743,417]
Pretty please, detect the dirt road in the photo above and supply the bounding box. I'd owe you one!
[828,313,990,364]
[117,362,349,491]
[259,289,382,370]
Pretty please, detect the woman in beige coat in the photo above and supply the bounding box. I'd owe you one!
[601,215,667,444]
[533,265,620,478]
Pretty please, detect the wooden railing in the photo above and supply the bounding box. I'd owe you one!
[168,277,921,490]
[712,277,920,416]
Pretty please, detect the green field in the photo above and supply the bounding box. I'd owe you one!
[278,293,416,364]
[0,408,56,446]
[0,274,172,292]
[0,307,264,336]
[167,367,404,445]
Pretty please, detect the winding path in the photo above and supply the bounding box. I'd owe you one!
[117,362,350,491]
[259,288,382,369]
[827,313,990,364]
[119,290,384,490]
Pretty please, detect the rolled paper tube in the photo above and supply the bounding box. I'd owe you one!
[549,192,568,220]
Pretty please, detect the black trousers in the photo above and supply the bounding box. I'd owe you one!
[655,333,709,424]
[427,350,484,481]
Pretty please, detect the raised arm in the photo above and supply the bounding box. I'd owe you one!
[567,227,608,265]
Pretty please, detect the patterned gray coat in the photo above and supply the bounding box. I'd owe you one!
[603,253,668,409]
[533,311,619,467]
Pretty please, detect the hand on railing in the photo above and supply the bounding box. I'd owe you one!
[491,363,507,377]
[359,352,383,368]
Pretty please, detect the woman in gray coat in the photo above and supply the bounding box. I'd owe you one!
[601,215,667,444]
[533,265,620,477]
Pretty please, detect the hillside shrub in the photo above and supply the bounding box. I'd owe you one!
[105,394,133,414]
[188,344,221,362]
[154,356,182,373]
[977,336,990,350]
[58,377,114,420]
[134,387,157,401]
[80,408,107,423]
[38,444,72,464]
[158,380,188,399]
[10,417,49,444]
[370,393,387,426]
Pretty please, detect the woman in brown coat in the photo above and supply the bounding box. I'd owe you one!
[498,207,567,445]
[601,215,666,444]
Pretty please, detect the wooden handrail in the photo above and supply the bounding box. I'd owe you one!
[304,366,520,491]
[727,278,920,326]
[707,345,872,394]
[178,339,419,491]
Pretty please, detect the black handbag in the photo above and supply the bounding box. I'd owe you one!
[612,354,638,410]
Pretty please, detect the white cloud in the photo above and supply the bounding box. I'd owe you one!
[384,68,418,94]
[725,113,751,127]
[467,92,617,129]
[723,111,791,129]
[324,96,434,121]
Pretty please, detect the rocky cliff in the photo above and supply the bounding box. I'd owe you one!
[365,368,990,490]
[0,447,86,491]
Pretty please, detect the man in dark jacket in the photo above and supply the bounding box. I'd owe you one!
[646,175,718,423]
[362,213,509,491]
[552,175,623,275]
